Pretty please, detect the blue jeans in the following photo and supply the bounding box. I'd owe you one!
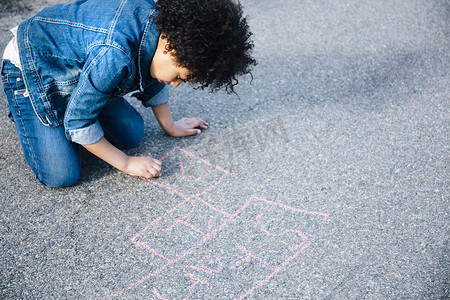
[1,60,145,188]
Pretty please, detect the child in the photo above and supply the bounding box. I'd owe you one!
[1,0,256,188]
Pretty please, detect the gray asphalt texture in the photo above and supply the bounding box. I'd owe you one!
[1,0,449,299]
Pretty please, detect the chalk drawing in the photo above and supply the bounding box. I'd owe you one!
[102,147,328,299]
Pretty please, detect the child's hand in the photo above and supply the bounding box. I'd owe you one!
[123,156,162,179]
[167,117,208,137]
[82,137,161,179]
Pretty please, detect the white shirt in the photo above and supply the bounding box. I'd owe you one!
[3,26,22,70]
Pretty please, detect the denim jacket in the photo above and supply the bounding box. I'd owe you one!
[16,0,168,144]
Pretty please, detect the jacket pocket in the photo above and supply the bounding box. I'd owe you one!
[46,79,79,123]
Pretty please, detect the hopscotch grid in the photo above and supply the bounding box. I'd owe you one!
[103,147,328,299]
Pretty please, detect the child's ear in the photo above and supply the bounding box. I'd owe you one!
[159,33,173,55]
[163,47,177,56]
[163,44,174,55]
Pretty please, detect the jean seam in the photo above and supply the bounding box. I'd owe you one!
[13,94,22,116]
[12,92,43,181]
[1,73,9,85]
[7,76,25,116]
[2,75,18,118]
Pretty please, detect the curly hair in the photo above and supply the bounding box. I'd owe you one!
[154,0,256,93]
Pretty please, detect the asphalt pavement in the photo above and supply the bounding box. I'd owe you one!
[1,0,449,299]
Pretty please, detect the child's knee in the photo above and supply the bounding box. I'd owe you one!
[127,119,145,148]
[114,114,145,149]
[37,167,81,188]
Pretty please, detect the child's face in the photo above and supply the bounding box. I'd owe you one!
[150,36,191,87]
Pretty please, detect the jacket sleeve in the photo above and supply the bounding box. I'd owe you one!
[64,46,132,145]
[131,79,169,108]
